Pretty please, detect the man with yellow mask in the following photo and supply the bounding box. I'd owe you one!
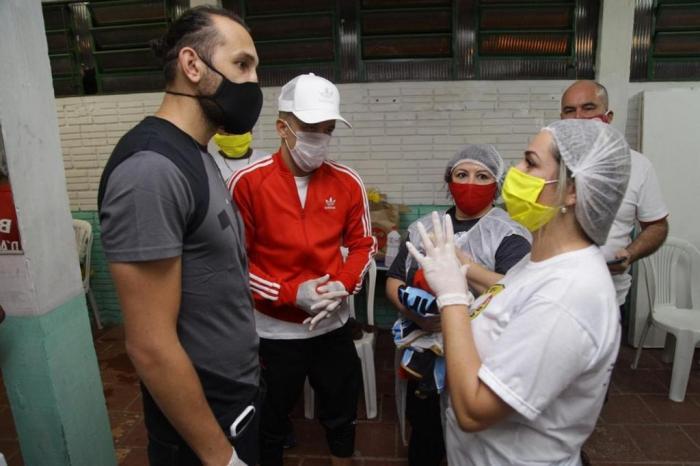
[209,131,269,183]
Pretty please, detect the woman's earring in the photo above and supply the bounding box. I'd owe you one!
[560,206,568,214]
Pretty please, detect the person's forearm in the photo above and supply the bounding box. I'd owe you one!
[627,219,669,263]
[442,305,510,432]
[466,263,503,296]
[128,342,231,466]
[386,277,414,321]
[441,305,482,421]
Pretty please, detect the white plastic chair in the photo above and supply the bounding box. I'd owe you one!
[395,348,409,446]
[631,237,700,402]
[73,219,102,329]
[304,259,378,419]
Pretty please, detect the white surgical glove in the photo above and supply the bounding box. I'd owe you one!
[226,447,247,466]
[303,281,346,330]
[406,212,471,309]
[296,275,348,314]
[317,280,346,294]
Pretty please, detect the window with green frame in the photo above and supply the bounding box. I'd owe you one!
[476,0,595,79]
[43,2,82,96]
[231,0,599,84]
[231,0,338,86]
[630,0,700,81]
[42,0,187,96]
[44,0,601,97]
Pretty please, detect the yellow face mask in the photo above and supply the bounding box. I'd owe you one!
[213,132,253,159]
[502,167,559,233]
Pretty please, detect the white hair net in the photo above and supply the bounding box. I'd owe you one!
[543,119,631,245]
[444,144,504,189]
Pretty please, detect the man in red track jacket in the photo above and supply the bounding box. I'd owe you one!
[228,73,376,466]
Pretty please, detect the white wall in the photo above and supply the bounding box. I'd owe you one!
[629,87,700,347]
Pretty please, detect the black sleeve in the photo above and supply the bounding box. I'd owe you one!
[387,240,409,281]
[494,234,532,275]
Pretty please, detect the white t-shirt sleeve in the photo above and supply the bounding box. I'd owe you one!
[477,297,597,421]
[636,162,668,223]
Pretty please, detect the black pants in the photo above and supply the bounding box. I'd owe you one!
[406,379,445,466]
[142,383,261,466]
[259,323,362,466]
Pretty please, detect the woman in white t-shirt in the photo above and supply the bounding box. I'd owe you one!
[406,119,631,465]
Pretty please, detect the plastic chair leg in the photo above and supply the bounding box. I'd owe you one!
[668,331,696,402]
[360,343,377,419]
[87,289,102,329]
[632,318,653,369]
[393,348,409,446]
[396,376,408,446]
[304,378,314,419]
[662,333,676,364]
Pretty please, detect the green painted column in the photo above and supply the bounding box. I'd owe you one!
[0,0,117,464]
[0,296,115,466]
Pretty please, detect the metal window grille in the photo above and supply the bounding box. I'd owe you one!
[630,0,700,81]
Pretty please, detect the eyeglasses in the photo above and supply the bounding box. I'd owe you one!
[229,404,256,439]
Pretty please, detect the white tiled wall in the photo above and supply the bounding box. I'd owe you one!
[58,79,653,210]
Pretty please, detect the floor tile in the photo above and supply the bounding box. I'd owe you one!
[682,425,700,449]
[616,345,665,370]
[99,351,139,386]
[611,368,670,395]
[593,463,681,466]
[364,460,409,465]
[120,419,148,449]
[641,394,700,423]
[104,383,142,412]
[626,425,700,462]
[354,421,398,457]
[298,457,338,466]
[583,424,646,462]
[0,407,17,440]
[110,412,142,447]
[0,440,20,461]
[375,369,395,395]
[600,394,658,424]
[380,393,399,422]
[5,450,24,466]
[119,446,148,466]
[99,325,126,343]
[2,326,699,465]
[286,419,329,456]
[114,446,130,463]
[684,370,700,395]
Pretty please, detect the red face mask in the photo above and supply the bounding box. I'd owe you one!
[583,111,611,124]
[449,182,497,217]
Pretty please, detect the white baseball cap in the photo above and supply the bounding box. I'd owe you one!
[278,73,351,128]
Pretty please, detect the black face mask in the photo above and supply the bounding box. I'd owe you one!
[167,58,263,134]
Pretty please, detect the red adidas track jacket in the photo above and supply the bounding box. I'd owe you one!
[228,150,377,323]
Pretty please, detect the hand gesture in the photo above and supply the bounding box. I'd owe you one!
[296,275,348,314]
[406,212,469,306]
[303,281,347,330]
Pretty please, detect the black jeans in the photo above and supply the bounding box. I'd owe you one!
[142,382,261,466]
[406,379,445,466]
[258,323,362,465]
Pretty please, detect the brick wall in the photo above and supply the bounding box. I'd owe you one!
[59,80,594,210]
